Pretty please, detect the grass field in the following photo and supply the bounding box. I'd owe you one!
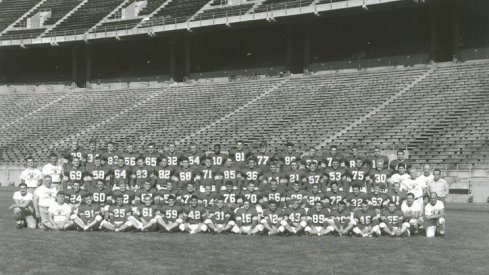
[0,190,488,275]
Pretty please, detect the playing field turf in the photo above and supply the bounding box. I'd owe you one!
[0,190,488,275]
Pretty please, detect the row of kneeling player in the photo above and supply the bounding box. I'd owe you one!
[10,181,446,237]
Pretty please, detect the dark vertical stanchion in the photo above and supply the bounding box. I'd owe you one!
[452,2,461,61]
[72,46,78,85]
[304,19,312,71]
[170,41,176,81]
[86,45,92,84]
[286,25,293,72]
[185,38,191,77]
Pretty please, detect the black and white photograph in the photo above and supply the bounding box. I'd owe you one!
[0,0,488,274]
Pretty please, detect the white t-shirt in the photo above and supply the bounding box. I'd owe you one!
[13,191,33,204]
[42,163,63,183]
[424,200,444,216]
[401,201,422,215]
[417,174,433,186]
[20,168,43,188]
[401,178,424,198]
[34,185,58,207]
[389,173,410,186]
[48,202,72,222]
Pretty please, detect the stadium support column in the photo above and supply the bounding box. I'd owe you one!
[303,19,312,72]
[86,45,92,83]
[71,46,78,85]
[429,6,437,62]
[452,2,461,61]
[170,41,176,81]
[185,38,191,77]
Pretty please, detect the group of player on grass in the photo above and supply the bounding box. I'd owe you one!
[10,140,449,237]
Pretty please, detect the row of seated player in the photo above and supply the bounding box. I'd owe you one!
[0,0,83,40]
[140,0,209,27]
[44,0,127,37]
[11,173,447,237]
[187,67,428,150]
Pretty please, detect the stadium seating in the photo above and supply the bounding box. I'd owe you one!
[0,0,41,33]
[254,0,315,14]
[44,0,127,37]
[140,0,210,27]
[0,0,83,40]
[192,2,255,21]
[0,61,488,167]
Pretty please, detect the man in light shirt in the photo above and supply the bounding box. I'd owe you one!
[42,153,63,190]
[402,168,427,210]
[389,163,410,191]
[45,191,74,230]
[33,175,58,228]
[424,192,445,238]
[428,169,449,203]
[401,193,423,235]
[9,183,36,229]
[20,156,43,193]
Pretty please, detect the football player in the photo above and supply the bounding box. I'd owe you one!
[9,183,36,229]
[345,185,367,211]
[179,182,199,205]
[221,181,241,209]
[278,142,302,169]
[62,157,88,190]
[144,143,161,167]
[240,158,265,188]
[283,159,305,190]
[135,181,158,205]
[100,195,133,232]
[154,157,174,190]
[199,185,218,208]
[101,141,120,166]
[322,145,345,168]
[232,199,263,235]
[84,139,100,165]
[73,193,102,231]
[65,181,84,210]
[121,144,140,167]
[131,195,160,231]
[185,142,205,166]
[196,157,220,192]
[156,195,184,232]
[208,144,228,166]
[229,140,251,168]
[379,201,410,237]
[217,157,242,190]
[279,199,307,235]
[366,146,389,169]
[180,195,208,234]
[262,162,287,189]
[366,158,392,193]
[286,182,308,206]
[262,179,287,209]
[386,182,407,207]
[424,192,445,238]
[367,184,389,213]
[389,149,412,172]
[352,201,381,237]
[131,156,155,190]
[344,146,361,168]
[323,158,348,189]
[305,201,333,236]
[85,156,112,189]
[111,157,132,189]
[261,200,283,235]
[254,141,274,172]
[324,182,347,207]
[205,196,235,233]
[63,140,86,165]
[241,181,264,212]
[165,143,182,168]
[301,147,322,169]
[305,184,326,209]
[174,158,198,190]
[302,162,324,190]
[155,181,179,205]
[90,180,112,212]
[111,182,136,207]
[329,201,354,236]
[346,157,370,193]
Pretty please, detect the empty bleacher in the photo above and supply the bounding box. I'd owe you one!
[141,0,210,27]
[44,0,126,37]
[0,0,41,33]
[1,0,82,40]
[254,0,315,13]
[193,1,255,21]
[0,61,488,167]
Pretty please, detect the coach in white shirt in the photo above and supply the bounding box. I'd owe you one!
[33,175,58,228]
[401,193,423,235]
[389,163,410,188]
[424,192,446,237]
[42,153,63,190]
[20,156,43,193]
[9,183,37,229]
[428,169,449,203]
[45,191,74,231]
[402,168,427,209]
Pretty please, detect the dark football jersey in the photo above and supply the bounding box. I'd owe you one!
[144,152,162,167]
[111,189,135,205]
[240,167,264,183]
[263,188,287,207]
[65,189,84,204]
[345,192,368,209]
[154,165,174,186]
[286,189,308,202]
[137,204,160,219]
[78,203,101,223]
[208,206,233,224]
[101,151,120,166]
[254,151,275,171]
[184,205,206,224]
[90,188,112,205]
[86,164,112,182]
[347,166,370,186]
[283,207,307,224]
[262,171,286,186]
[367,192,389,209]
[278,151,302,167]
[156,188,179,204]
[344,154,361,168]
[196,165,220,191]
[330,209,352,226]
[322,153,345,167]
[217,165,241,186]
[235,207,258,226]
[308,207,331,226]
[389,159,412,172]
[132,165,155,188]
[283,168,306,188]
[301,155,322,167]
[179,190,199,205]
[121,152,141,167]
[159,204,183,222]
[174,167,198,189]
[353,209,378,226]
[262,208,284,226]
[64,165,88,182]
[208,152,228,166]
[367,168,393,191]
[381,209,404,225]
[84,150,101,165]
[220,189,241,205]
[305,191,325,207]
[198,192,218,208]
[229,149,251,167]
[323,167,348,184]
[324,191,347,206]
[366,155,389,169]
[184,151,206,166]
[241,190,263,205]
[108,205,132,222]
[386,190,407,207]
[164,152,182,167]
[64,147,86,162]
[135,188,158,202]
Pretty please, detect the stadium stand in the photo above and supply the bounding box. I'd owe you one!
[0,0,41,33]
[140,0,210,26]
[192,2,255,21]
[1,61,488,168]
[44,0,127,36]
[254,0,315,13]
[0,0,83,40]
